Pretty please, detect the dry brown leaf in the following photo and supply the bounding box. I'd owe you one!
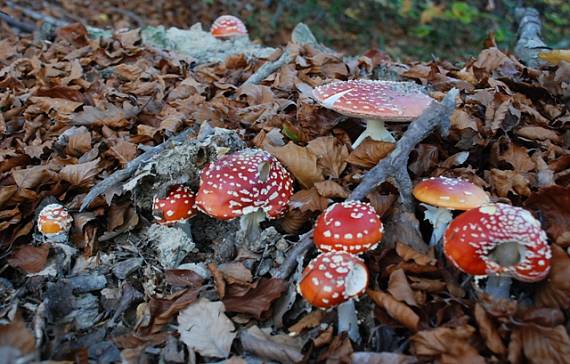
[514,324,570,364]
[218,262,253,284]
[387,269,418,307]
[289,188,329,212]
[515,126,561,143]
[488,169,531,197]
[108,140,138,166]
[12,166,56,189]
[411,325,485,364]
[409,276,446,293]
[499,142,536,172]
[66,130,92,156]
[60,158,100,187]
[395,242,436,266]
[314,180,349,199]
[347,139,395,168]
[223,278,287,319]
[164,269,205,287]
[368,290,419,331]
[0,313,35,356]
[535,245,570,309]
[265,142,323,188]
[288,310,326,335]
[525,186,570,245]
[7,244,50,273]
[306,136,348,178]
[474,303,507,355]
[241,326,303,364]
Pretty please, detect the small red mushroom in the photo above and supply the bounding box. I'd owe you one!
[152,185,197,225]
[210,15,248,39]
[196,149,294,242]
[314,201,383,254]
[413,176,490,246]
[444,203,551,299]
[312,80,433,146]
[37,203,73,242]
[297,251,368,309]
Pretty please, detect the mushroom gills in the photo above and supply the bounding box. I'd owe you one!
[345,262,367,297]
[489,241,526,268]
[239,208,267,243]
[352,119,396,148]
[421,203,453,247]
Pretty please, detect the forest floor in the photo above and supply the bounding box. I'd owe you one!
[0,1,569,364]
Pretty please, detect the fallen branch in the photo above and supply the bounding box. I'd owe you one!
[514,7,550,68]
[275,89,459,280]
[79,128,195,211]
[0,10,36,33]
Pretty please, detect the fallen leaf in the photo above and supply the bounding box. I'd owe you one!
[288,188,329,212]
[474,303,507,355]
[525,186,570,245]
[218,262,252,284]
[411,325,485,364]
[369,290,419,331]
[8,244,50,273]
[0,313,35,356]
[314,180,349,199]
[306,136,349,178]
[395,242,436,266]
[265,142,323,188]
[60,158,100,187]
[178,298,236,358]
[351,352,417,364]
[223,278,287,319]
[347,139,395,168]
[514,324,570,364]
[387,269,418,307]
[288,310,326,335]
[535,245,570,309]
[164,269,205,287]
[241,326,303,364]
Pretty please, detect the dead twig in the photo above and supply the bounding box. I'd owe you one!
[0,10,36,33]
[79,128,195,211]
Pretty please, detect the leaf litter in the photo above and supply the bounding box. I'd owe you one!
[0,7,568,364]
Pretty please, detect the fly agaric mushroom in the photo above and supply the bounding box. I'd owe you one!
[196,149,294,243]
[298,251,368,341]
[312,80,433,147]
[37,203,73,242]
[152,185,197,224]
[210,15,247,38]
[413,176,489,246]
[444,203,551,299]
[314,201,383,254]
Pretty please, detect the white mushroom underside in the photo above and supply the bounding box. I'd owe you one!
[345,263,367,296]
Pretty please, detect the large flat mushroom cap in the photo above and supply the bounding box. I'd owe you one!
[312,80,433,122]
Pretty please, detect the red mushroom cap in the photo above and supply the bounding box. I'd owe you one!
[196,149,294,221]
[152,185,197,224]
[210,15,247,38]
[297,251,369,309]
[312,80,433,122]
[313,201,383,254]
[443,203,551,282]
[37,203,73,237]
[413,176,490,210]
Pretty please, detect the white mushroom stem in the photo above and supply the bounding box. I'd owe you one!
[485,241,523,299]
[352,119,396,148]
[239,209,267,243]
[337,300,360,342]
[485,275,512,299]
[421,204,453,247]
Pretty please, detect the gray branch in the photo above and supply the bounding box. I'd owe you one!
[514,7,550,67]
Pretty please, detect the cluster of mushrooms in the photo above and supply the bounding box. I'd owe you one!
[34,56,553,336]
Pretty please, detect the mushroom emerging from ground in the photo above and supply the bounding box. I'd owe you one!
[312,80,433,147]
[298,251,368,339]
[37,204,73,243]
[153,184,197,235]
[444,203,551,299]
[413,176,489,246]
[314,201,383,254]
[196,149,294,243]
[311,200,382,342]
[210,15,248,39]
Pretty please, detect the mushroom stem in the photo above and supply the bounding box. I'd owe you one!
[485,275,512,299]
[421,204,453,246]
[239,209,266,243]
[337,300,360,343]
[352,119,396,148]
